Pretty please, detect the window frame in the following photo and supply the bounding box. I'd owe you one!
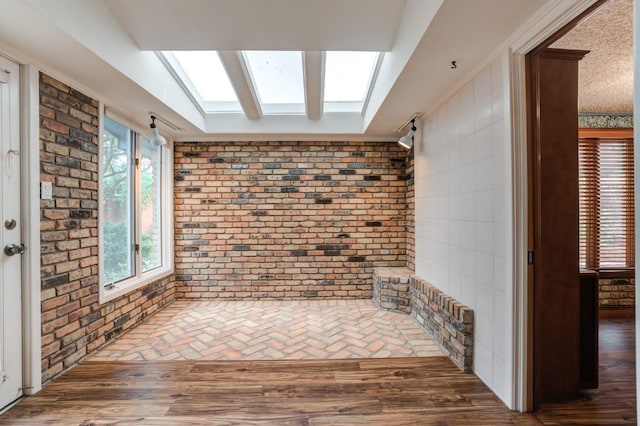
[578,127,634,273]
[98,108,174,303]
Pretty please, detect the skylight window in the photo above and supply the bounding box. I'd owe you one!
[166,51,241,113]
[161,50,382,119]
[324,51,380,113]
[243,51,305,114]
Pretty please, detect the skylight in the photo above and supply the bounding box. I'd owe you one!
[324,51,380,112]
[243,51,305,114]
[161,50,381,118]
[167,51,241,113]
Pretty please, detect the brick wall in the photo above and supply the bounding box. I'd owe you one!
[39,73,175,383]
[405,150,415,271]
[174,141,407,299]
[372,267,412,313]
[411,275,474,372]
[599,277,635,308]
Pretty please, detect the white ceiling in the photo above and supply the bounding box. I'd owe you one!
[1,0,554,140]
[106,0,406,52]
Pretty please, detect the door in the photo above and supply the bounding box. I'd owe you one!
[0,55,23,410]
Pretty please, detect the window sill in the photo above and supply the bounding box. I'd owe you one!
[99,265,174,304]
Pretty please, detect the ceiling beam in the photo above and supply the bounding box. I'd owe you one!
[304,51,325,120]
[218,51,262,120]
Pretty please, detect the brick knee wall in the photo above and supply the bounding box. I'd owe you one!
[372,267,412,313]
[410,276,474,371]
[371,267,474,372]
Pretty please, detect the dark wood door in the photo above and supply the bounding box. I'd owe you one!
[527,48,588,405]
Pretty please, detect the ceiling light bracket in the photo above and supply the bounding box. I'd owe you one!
[395,112,423,133]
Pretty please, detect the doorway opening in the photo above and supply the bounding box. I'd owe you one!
[525,0,635,417]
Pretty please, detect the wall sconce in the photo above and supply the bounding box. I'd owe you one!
[398,119,416,149]
[149,115,167,146]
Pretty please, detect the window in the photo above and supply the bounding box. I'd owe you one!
[324,51,380,113]
[160,50,382,117]
[100,115,173,302]
[579,135,634,269]
[167,51,242,113]
[243,50,305,114]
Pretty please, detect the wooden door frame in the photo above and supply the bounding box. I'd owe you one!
[529,46,588,406]
[507,0,606,412]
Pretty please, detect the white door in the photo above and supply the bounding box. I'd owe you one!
[0,55,22,410]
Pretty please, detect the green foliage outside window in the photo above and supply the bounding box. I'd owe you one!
[102,117,161,285]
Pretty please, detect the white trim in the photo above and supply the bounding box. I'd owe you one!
[104,107,153,139]
[508,47,531,412]
[20,64,41,395]
[303,51,324,120]
[176,135,397,143]
[101,266,174,303]
[506,0,601,412]
[360,52,384,117]
[218,52,262,120]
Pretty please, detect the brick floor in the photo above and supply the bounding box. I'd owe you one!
[89,300,444,361]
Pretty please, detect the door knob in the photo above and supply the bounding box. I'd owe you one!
[4,244,25,256]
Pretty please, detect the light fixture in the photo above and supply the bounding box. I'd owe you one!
[149,115,167,146]
[398,119,416,149]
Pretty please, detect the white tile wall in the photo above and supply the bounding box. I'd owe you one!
[414,53,513,405]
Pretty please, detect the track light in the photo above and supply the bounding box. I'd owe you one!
[149,115,167,147]
[398,119,416,149]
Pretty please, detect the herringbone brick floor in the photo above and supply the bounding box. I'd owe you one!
[90,300,444,361]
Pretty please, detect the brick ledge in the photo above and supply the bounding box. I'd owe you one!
[372,267,474,372]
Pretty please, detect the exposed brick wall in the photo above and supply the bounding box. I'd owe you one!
[405,150,415,271]
[411,275,474,372]
[39,73,175,383]
[174,141,407,300]
[599,277,635,308]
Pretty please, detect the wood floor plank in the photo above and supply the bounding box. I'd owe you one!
[2,357,529,425]
[533,317,636,425]
[0,318,634,425]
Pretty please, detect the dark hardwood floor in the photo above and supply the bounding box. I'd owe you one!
[533,316,636,425]
[0,317,634,425]
[1,357,536,425]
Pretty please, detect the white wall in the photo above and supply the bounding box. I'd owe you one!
[414,53,512,404]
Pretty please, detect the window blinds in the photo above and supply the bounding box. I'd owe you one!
[578,137,634,268]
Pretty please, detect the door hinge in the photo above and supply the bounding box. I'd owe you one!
[528,251,535,265]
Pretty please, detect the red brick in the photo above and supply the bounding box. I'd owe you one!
[39,74,175,386]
